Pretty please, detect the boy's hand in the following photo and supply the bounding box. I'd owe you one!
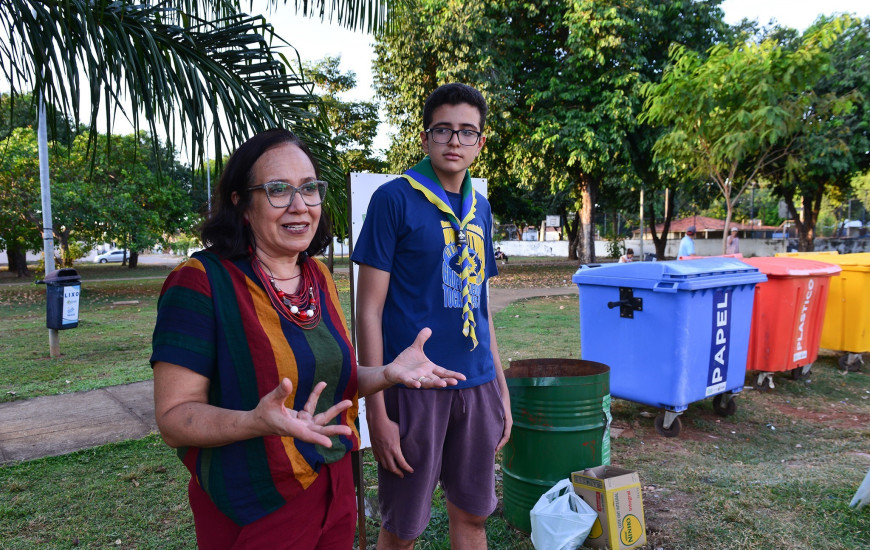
[368,415,414,477]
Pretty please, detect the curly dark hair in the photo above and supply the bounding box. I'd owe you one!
[199,129,332,262]
[422,83,488,130]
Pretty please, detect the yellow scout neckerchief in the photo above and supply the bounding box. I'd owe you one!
[402,157,479,349]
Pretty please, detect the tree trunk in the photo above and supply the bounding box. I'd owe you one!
[786,189,822,252]
[57,228,74,268]
[797,223,815,251]
[569,223,581,261]
[128,250,139,268]
[721,201,734,254]
[7,245,29,277]
[579,176,598,264]
[647,189,675,260]
[7,246,19,273]
[565,211,580,261]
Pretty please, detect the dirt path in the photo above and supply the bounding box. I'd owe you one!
[489,285,576,314]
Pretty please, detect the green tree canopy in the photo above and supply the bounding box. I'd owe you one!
[642,16,857,252]
[303,56,386,188]
[53,132,194,268]
[373,0,727,260]
[0,127,195,270]
[766,16,870,249]
[0,127,41,275]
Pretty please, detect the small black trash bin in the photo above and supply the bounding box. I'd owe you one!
[39,268,81,329]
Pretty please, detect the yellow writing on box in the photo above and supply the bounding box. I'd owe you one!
[572,466,647,550]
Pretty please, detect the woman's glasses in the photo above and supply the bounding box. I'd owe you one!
[248,180,328,208]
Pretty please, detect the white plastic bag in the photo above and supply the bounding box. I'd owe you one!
[530,478,597,550]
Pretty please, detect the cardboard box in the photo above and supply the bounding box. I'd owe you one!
[571,466,646,550]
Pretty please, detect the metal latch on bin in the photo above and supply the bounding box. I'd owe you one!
[607,287,643,318]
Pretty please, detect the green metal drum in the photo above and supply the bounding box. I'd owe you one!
[501,358,611,533]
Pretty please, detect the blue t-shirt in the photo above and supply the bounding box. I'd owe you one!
[678,236,695,258]
[351,176,498,389]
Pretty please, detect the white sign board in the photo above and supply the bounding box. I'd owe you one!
[63,285,81,325]
[348,172,487,449]
[546,215,560,227]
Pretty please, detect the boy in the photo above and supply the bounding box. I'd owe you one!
[352,83,511,549]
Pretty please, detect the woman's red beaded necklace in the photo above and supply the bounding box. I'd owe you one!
[253,255,321,329]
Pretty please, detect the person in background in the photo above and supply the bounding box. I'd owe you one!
[619,248,634,263]
[150,129,465,550]
[353,83,511,549]
[726,226,740,254]
[678,226,696,258]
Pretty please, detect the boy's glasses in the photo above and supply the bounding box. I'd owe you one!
[248,180,328,208]
[426,128,482,146]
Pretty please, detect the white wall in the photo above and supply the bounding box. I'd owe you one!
[496,240,569,257]
[621,238,795,259]
[494,237,870,259]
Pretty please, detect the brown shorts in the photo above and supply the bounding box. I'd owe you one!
[378,379,505,540]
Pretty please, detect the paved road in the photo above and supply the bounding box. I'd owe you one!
[0,285,576,465]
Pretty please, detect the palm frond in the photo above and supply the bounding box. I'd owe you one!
[270,0,397,34]
[0,0,348,229]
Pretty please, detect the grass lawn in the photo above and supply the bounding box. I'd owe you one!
[0,277,164,400]
[1,260,869,548]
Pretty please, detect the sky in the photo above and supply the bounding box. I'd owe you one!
[261,0,870,152]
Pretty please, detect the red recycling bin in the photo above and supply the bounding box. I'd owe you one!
[741,257,841,388]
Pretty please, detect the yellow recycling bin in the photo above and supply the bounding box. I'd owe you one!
[775,252,870,355]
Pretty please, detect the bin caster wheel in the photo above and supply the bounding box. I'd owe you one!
[791,364,812,380]
[753,373,774,391]
[654,413,682,438]
[839,354,864,373]
[713,394,737,417]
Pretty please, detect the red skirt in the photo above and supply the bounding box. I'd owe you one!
[188,453,356,549]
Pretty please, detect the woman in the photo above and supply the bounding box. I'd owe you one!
[726,226,740,254]
[618,248,634,263]
[151,129,464,549]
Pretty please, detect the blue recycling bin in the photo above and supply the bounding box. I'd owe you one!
[572,258,766,437]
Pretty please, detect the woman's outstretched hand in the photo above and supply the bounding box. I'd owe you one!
[384,328,467,389]
[255,379,352,447]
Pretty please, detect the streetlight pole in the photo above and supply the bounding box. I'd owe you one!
[206,156,211,214]
[37,94,60,357]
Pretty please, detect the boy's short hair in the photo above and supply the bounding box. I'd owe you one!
[423,83,488,130]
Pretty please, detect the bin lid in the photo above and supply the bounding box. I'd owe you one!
[775,251,839,258]
[572,257,766,291]
[740,257,842,277]
[776,252,870,270]
[39,268,81,283]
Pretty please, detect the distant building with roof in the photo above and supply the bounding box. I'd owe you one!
[633,215,782,240]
